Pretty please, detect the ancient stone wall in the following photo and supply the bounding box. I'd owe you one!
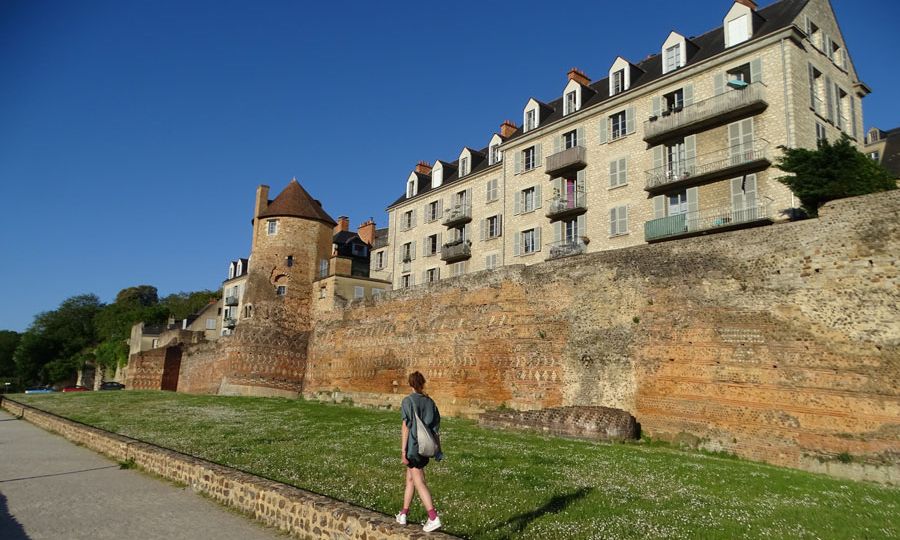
[125,348,168,390]
[306,191,900,476]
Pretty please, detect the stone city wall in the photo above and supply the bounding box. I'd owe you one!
[306,191,900,479]
[0,398,457,540]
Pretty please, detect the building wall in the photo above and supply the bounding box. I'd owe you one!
[306,190,900,474]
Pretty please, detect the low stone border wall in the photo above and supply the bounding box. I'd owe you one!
[1,397,456,540]
[479,406,639,441]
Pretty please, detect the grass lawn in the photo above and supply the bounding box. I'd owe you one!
[11,391,898,539]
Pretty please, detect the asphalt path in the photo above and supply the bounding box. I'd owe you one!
[0,409,282,539]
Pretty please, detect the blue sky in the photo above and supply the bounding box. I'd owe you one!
[1,0,897,332]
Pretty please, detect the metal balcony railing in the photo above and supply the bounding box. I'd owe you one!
[545,188,587,222]
[644,140,770,192]
[545,145,587,176]
[443,204,472,227]
[440,240,471,262]
[223,317,237,328]
[644,202,773,242]
[643,82,768,143]
[224,295,239,306]
[546,238,586,261]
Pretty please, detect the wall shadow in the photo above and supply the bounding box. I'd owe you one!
[0,490,30,540]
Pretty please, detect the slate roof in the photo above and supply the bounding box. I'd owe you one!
[388,0,810,209]
[373,227,390,249]
[258,179,337,225]
[333,230,366,245]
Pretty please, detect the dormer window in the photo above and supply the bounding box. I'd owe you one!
[608,57,633,96]
[612,70,625,94]
[565,91,576,115]
[406,171,418,198]
[664,44,682,73]
[724,2,753,48]
[488,134,503,166]
[236,260,244,275]
[432,162,443,188]
[228,262,235,280]
[490,145,501,165]
[525,109,536,131]
[459,156,469,177]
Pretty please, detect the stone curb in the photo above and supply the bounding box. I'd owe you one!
[1,397,458,540]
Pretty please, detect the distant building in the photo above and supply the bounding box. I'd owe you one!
[128,299,222,356]
[864,127,900,179]
[222,258,249,335]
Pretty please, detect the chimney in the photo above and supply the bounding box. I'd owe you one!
[357,219,376,246]
[335,216,350,233]
[735,0,757,10]
[567,67,591,86]
[415,161,433,175]
[500,120,518,138]
[254,185,270,218]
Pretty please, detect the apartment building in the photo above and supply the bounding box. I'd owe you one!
[383,0,867,289]
[864,127,900,179]
[221,258,249,335]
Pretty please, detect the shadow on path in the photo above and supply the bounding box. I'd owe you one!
[0,465,118,484]
[0,490,29,540]
[486,487,593,537]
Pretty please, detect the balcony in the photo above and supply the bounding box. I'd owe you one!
[440,240,471,263]
[545,145,587,176]
[644,202,773,243]
[223,317,237,328]
[644,140,771,193]
[401,260,412,273]
[443,204,472,228]
[643,83,768,144]
[545,187,587,222]
[546,239,586,261]
[225,295,239,306]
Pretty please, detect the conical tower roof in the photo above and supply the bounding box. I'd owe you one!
[257,179,336,225]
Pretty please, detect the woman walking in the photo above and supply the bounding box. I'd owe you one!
[396,371,442,532]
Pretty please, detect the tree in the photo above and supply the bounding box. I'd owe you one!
[0,330,21,378]
[94,286,166,371]
[777,135,896,216]
[160,290,220,320]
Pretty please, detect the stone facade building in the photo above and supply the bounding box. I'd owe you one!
[382,0,868,290]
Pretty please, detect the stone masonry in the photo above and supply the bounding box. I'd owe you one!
[479,406,639,441]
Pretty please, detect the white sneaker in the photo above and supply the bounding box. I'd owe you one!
[423,516,442,532]
[395,512,407,525]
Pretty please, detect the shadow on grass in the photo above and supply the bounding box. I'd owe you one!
[485,487,593,536]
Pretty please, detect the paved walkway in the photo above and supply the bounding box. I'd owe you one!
[0,410,282,540]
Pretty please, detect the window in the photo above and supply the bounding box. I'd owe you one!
[563,130,578,149]
[806,19,821,49]
[228,264,235,280]
[563,218,580,243]
[319,259,329,278]
[565,90,577,115]
[486,178,499,202]
[522,229,537,254]
[151,338,159,348]
[353,286,365,299]
[351,244,367,257]
[425,234,439,256]
[610,111,627,140]
[205,318,216,330]
[522,187,536,213]
[816,122,827,142]
[835,85,849,131]
[485,253,499,270]
[425,268,440,283]
[401,274,412,289]
[609,158,627,188]
[406,179,416,198]
[286,255,293,267]
[372,288,385,298]
[869,151,880,161]
[612,69,625,95]
[727,63,752,85]
[666,140,687,177]
[664,44,682,73]
[609,206,628,236]
[667,190,689,216]
[276,285,287,297]
[401,242,413,262]
[490,144,501,165]
[374,251,385,270]
[486,215,502,239]
[319,287,327,299]
[525,109,536,131]
[524,146,536,171]
[808,64,823,114]
[450,261,466,277]
[266,219,278,236]
[460,157,469,177]
[426,200,440,222]
[663,89,684,112]
[401,210,415,230]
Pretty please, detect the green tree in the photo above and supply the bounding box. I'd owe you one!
[0,331,21,388]
[777,135,896,216]
[94,286,167,371]
[115,285,159,306]
[160,290,220,320]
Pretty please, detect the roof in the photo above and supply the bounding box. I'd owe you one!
[880,129,900,177]
[372,227,389,249]
[257,179,337,225]
[388,0,810,208]
[333,230,366,245]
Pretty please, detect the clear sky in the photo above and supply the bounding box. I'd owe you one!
[1,0,897,332]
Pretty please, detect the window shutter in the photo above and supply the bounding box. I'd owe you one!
[825,35,833,59]
[437,199,443,216]
[825,76,834,122]
[437,232,442,251]
[534,184,542,209]
[535,226,542,251]
[750,58,762,83]
[422,270,427,283]
[850,97,858,139]
[626,106,636,134]
[554,221,562,243]
[609,208,617,236]
[513,231,521,256]
[804,15,812,36]
[553,135,561,155]
[731,177,744,210]
[423,203,429,222]
[497,214,502,236]
[410,274,415,287]
[411,240,417,260]
[686,187,699,215]
[598,118,608,144]
[619,157,628,185]
[841,49,849,71]
[745,174,758,208]
[462,223,469,243]
[480,219,486,241]
[514,190,521,215]
[714,73,725,95]
[651,96,661,117]
[515,150,522,174]
[552,177,561,201]
[576,214,586,238]
[486,179,492,200]
[609,160,618,187]
[619,206,628,234]
[576,169,585,192]
[576,126,584,147]
[653,195,666,219]
[808,63,816,110]
[535,143,542,167]
[652,145,664,170]
[465,188,472,208]
[411,209,417,227]
[685,135,697,174]
[683,84,694,106]
[834,83,843,129]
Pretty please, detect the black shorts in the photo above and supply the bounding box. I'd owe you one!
[407,455,430,469]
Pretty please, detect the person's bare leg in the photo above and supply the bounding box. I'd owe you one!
[403,467,415,510]
[409,468,434,511]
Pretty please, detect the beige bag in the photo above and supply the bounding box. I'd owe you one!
[414,408,438,457]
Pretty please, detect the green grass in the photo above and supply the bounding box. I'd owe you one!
[12,391,899,539]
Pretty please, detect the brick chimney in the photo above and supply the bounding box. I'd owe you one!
[335,216,350,233]
[500,120,518,138]
[735,0,757,10]
[357,219,376,246]
[567,67,591,86]
[415,161,432,175]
